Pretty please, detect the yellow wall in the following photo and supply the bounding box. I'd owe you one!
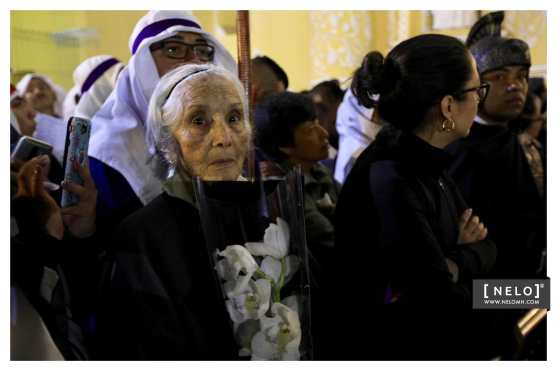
[10,10,547,92]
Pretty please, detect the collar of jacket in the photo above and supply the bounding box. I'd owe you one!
[162,170,198,209]
[387,130,453,176]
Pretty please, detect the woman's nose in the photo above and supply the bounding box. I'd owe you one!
[212,119,232,147]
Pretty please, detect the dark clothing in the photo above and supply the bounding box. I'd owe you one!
[317,127,508,360]
[89,156,143,230]
[95,193,238,360]
[447,122,546,278]
[11,197,90,360]
[11,125,20,151]
[303,163,339,253]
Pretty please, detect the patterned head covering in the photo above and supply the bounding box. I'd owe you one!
[466,11,531,75]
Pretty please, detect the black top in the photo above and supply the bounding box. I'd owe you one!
[11,197,90,360]
[315,126,507,360]
[447,122,546,278]
[95,193,238,360]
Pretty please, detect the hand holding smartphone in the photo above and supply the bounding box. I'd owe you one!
[61,116,92,208]
[11,136,53,162]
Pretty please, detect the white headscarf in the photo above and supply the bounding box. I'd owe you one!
[16,73,66,118]
[145,63,250,181]
[62,85,80,123]
[88,10,237,205]
[72,55,125,119]
[334,89,381,184]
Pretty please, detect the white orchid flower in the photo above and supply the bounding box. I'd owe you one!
[281,295,301,314]
[246,218,290,259]
[216,245,259,297]
[233,319,261,357]
[260,255,300,285]
[225,279,272,323]
[250,302,302,360]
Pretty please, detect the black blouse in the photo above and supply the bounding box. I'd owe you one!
[316,126,505,360]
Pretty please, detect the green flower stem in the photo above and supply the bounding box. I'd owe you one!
[278,257,286,292]
[254,269,272,281]
[273,258,287,303]
[255,261,286,303]
[255,269,280,302]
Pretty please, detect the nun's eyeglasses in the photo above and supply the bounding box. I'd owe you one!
[455,83,490,103]
[150,40,215,62]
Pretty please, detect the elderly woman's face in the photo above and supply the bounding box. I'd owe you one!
[173,75,250,180]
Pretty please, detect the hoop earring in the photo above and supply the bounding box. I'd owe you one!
[441,118,456,132]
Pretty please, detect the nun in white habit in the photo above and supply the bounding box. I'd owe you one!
[63,55,125,122]
[87,10,236,222]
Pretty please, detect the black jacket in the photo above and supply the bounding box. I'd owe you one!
[316,127,507,360]
[447,122,546,278]
[95,193,238,360]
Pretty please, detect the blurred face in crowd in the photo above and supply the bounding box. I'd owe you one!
[172,74,250,181]
[311,90,340,147]
[280,118,330,166]
[11,95,37,136]
[24,77,56,115]
[523,95,545,139]
[251,62,286,106]
[150,31,214,77]
[480,65,529,123]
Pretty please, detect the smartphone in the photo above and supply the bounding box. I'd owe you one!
[11,136,53,162]
[61,116,92,208]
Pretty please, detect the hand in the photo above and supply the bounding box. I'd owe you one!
[11,157,26,173]
[61,160,98,238]
[445,258,459,283]
[457,208,488,244]
[16,155,64,240]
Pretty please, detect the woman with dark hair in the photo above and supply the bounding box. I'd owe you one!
[318,34,513,360]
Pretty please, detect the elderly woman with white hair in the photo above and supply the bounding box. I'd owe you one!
[88,10,236,230]
[94,63,251,360]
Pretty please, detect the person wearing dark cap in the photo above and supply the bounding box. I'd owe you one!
[251,56,288,106]
[448,11,546,280]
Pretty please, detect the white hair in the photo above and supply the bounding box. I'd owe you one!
[146,63,251,180]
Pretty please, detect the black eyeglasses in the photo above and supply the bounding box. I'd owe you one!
[150,40,215,62]
[455,82,490,103]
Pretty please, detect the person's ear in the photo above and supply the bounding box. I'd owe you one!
[440,95,454,121]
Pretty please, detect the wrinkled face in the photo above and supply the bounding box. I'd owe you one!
[282,119,329,163]
[11,95,37,135]
[481,65,529,122]
[151,31,212,77]
[172,75,250,181]
[451,55,482,138]
[24,77,56,114]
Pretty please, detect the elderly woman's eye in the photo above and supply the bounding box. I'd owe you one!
[228,110,243,125]
[191,115,207,126]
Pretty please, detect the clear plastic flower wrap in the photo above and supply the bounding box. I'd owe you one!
[194,166,313,360]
